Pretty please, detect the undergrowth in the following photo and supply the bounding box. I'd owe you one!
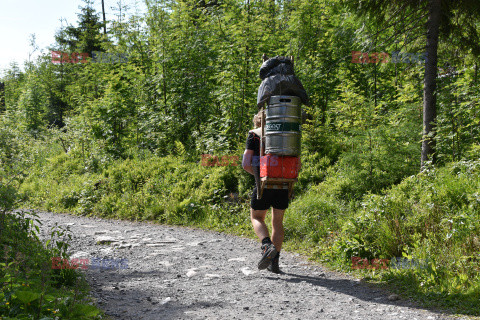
[0,131,104,319]
[0,211,104,319]
[17,148,480,317]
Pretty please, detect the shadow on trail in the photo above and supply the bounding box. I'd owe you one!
[264,272,459,319]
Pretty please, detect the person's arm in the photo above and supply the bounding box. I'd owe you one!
[242,149,255,175]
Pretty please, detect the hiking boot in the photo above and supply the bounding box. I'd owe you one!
[267,253,281,274]
[258,243,277,270]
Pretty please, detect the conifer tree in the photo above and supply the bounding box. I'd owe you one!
[54,0,106,53]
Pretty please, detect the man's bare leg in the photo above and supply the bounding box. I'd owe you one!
[250,209,269,240]
[251,208,277,269]
[271,208,285,252]
[266,208,285,274]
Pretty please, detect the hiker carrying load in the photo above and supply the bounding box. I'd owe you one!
[242,55,309,273]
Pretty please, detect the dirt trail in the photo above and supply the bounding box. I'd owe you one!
[34,211,463,320]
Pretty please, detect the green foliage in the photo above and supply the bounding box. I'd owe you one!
[273,160,480,315]
[0,122,102,319]
[20,152,243,224]
[2,0,480,315]
[0,216,103,319]
[327,161,480,313]
[436,68,480,164]
[285,183,349,244]
[54,0,105,53]
[15,74,49,136]
[0,210,103,319]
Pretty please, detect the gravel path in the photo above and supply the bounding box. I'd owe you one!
[34,210,464,320]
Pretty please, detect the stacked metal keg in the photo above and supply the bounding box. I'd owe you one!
[265,95,302,156]
[255,55,308,199]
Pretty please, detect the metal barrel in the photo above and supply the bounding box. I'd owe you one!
[265,96,302,156]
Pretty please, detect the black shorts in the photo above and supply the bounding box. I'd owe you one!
[250,187,289,210]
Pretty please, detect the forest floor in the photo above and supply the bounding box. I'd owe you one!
[35,210,470,320]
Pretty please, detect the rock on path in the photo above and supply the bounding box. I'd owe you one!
[34,211,462,320]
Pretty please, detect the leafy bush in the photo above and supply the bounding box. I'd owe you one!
[21,152,243,225]
[1,186,103,320]
[330,161,480,310]
[1,211,103,319]
[285,183,349,243]
[0,126,103,319]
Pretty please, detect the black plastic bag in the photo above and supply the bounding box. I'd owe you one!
[257,56,309,108]
[259,57,295,80]
[257,74,309,108]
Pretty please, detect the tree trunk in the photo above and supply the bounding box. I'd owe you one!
[421,0,441,169]
[101,0,107,35]
[0,82,5,112]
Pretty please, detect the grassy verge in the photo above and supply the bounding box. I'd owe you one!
[18,151,480,317]
[0,209,104,320]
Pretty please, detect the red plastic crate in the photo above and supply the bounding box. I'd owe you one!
[260,155,299,179]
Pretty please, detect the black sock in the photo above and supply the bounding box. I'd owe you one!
[261,237,272,245]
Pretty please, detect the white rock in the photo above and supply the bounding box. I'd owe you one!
[71,251,90,259]
[145,243,166,247]
[99,248,114,256]
[149,252,163,257]
[187,241,204,246]
[184,311,198,315]
[186,268,198,277]
[161,297,171,305]
[96,236,117,244]
[149,250,167,256]
[241,267,256,276]
[228,257,246,262]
